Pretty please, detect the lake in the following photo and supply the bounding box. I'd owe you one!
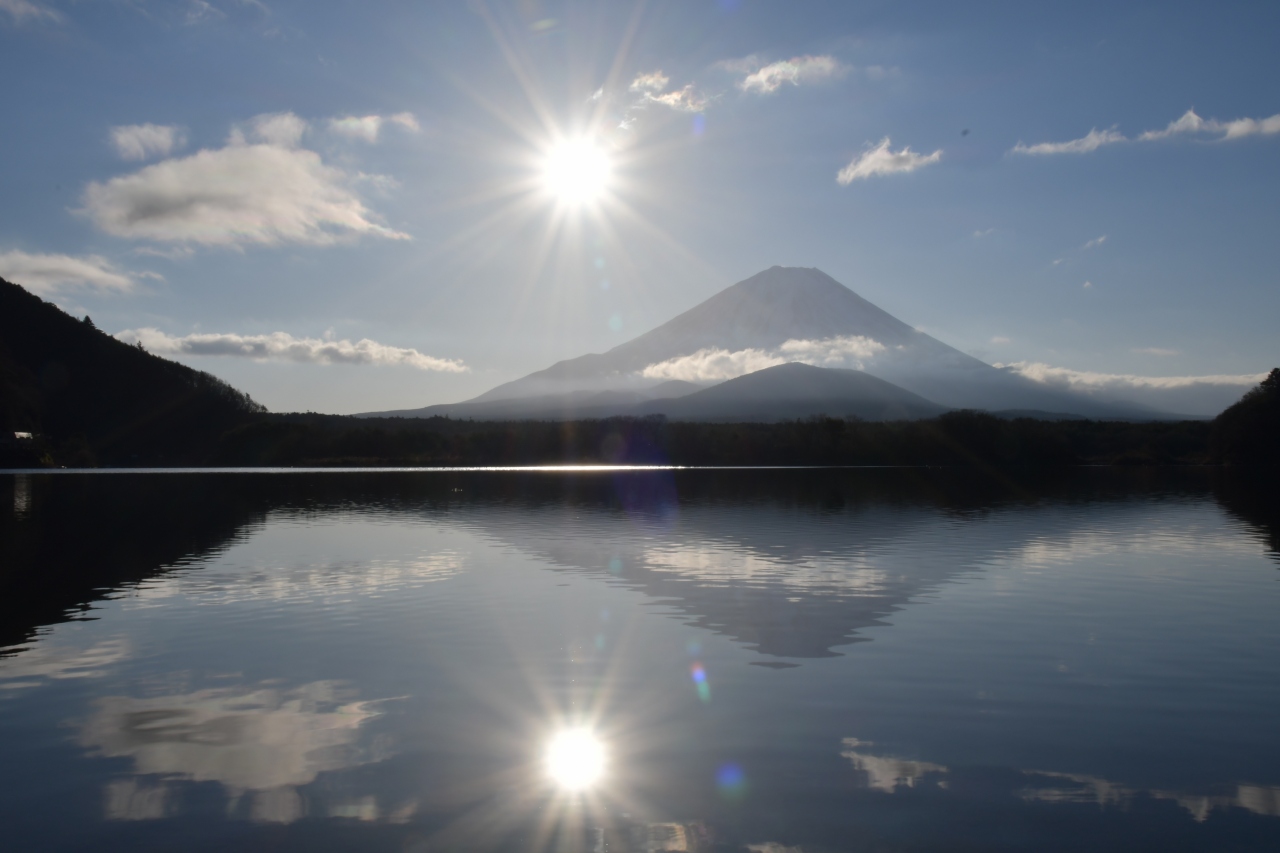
[2,468,1278,852]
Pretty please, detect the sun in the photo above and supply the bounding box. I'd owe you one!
[541,138,612,206]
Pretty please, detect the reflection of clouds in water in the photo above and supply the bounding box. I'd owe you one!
[643,544,888,594]
[1012,527,1263,568]
[0,638,130,691]
[840,738,947,792]
[123,551,464,607]
[81,680,390,823]
[842,738,1280,822]
[1019,771,1280,823]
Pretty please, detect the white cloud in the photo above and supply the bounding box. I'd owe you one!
[0,250,143,295]
[387,112,419,132]
[645,85,710,113]
[837,137,942,185]
[641,346,784,382]
[1137,109,1211,141]
[1082,281,1093,288]
[329,112,420,142]
[778,335,885,365]
[1000,360,1269,415]
[81,141,408,247]
[629,70,670,93]
[999,361,1264,391]
[1015,109,1280,157]
[1138,108,1280,141]
[973,228,996,238]
[641,335,885,382]
[1011,127,1126,156]
[0,0,61,23]
[1218,113,1280,139]
[991,336,1011,345]
[116,328,467,371]
[1082,234,1107,249]
[1133,347,1178,357]
[737,55,846,94]
[228,111,309,147]
[110,124,187,161]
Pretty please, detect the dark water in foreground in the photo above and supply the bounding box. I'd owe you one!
[1,468,1278,853]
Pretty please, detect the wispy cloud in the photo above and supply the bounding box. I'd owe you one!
[628,70,670,94]
[646,85,710,113]
[81,113,408,248]
[837,137,942,185]
[1011,127,1125,156]
[733,55,847,94]
[110,124,187,161]
[1014,108,1280,156]
[1133,347,1178,357]
[0,250,146,296]
[1082,234,1107,250]
[972,228,996,238]
[115,328,467,371]
[622,71,711,119]
[641,336,885,382]
[328,112,420,143]
[0,0,61,23]
[991,336,1011,344]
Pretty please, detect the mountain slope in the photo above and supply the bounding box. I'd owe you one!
[373,266,1153,419]
[638,362,946,422]
[0,276,264,465]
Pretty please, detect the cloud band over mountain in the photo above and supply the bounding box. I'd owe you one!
[116,328,466,371]
[641,335,885,382]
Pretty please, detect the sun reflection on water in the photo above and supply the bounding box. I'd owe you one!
[545,728,606,791]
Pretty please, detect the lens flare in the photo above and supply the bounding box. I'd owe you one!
[542,138,611,205]
[546,728,606,790]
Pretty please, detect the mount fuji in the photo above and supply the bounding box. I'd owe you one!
[365,267,1159,421]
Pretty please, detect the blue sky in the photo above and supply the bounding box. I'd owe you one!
[2,0,1277,413]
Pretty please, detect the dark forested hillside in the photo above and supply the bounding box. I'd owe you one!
[0,277,263,466]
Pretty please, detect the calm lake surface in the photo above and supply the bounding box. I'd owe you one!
[2,468,1278,852]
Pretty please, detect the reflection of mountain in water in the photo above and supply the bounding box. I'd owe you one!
[462,469,1275,658]
[4,469,1275,662]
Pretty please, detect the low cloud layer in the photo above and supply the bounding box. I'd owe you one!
[1012,109,1280,156]
[1001,360,1266,416]
[641,335,885,382]
[0,250,143,295]
[735,55,846,94]
[110,124,187,161]
[81,114,409,248]
[117,328,467,371]
[838,138,942,185]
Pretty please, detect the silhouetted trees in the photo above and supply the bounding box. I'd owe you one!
[0,276,264,466]
[1212,368,1280,467]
